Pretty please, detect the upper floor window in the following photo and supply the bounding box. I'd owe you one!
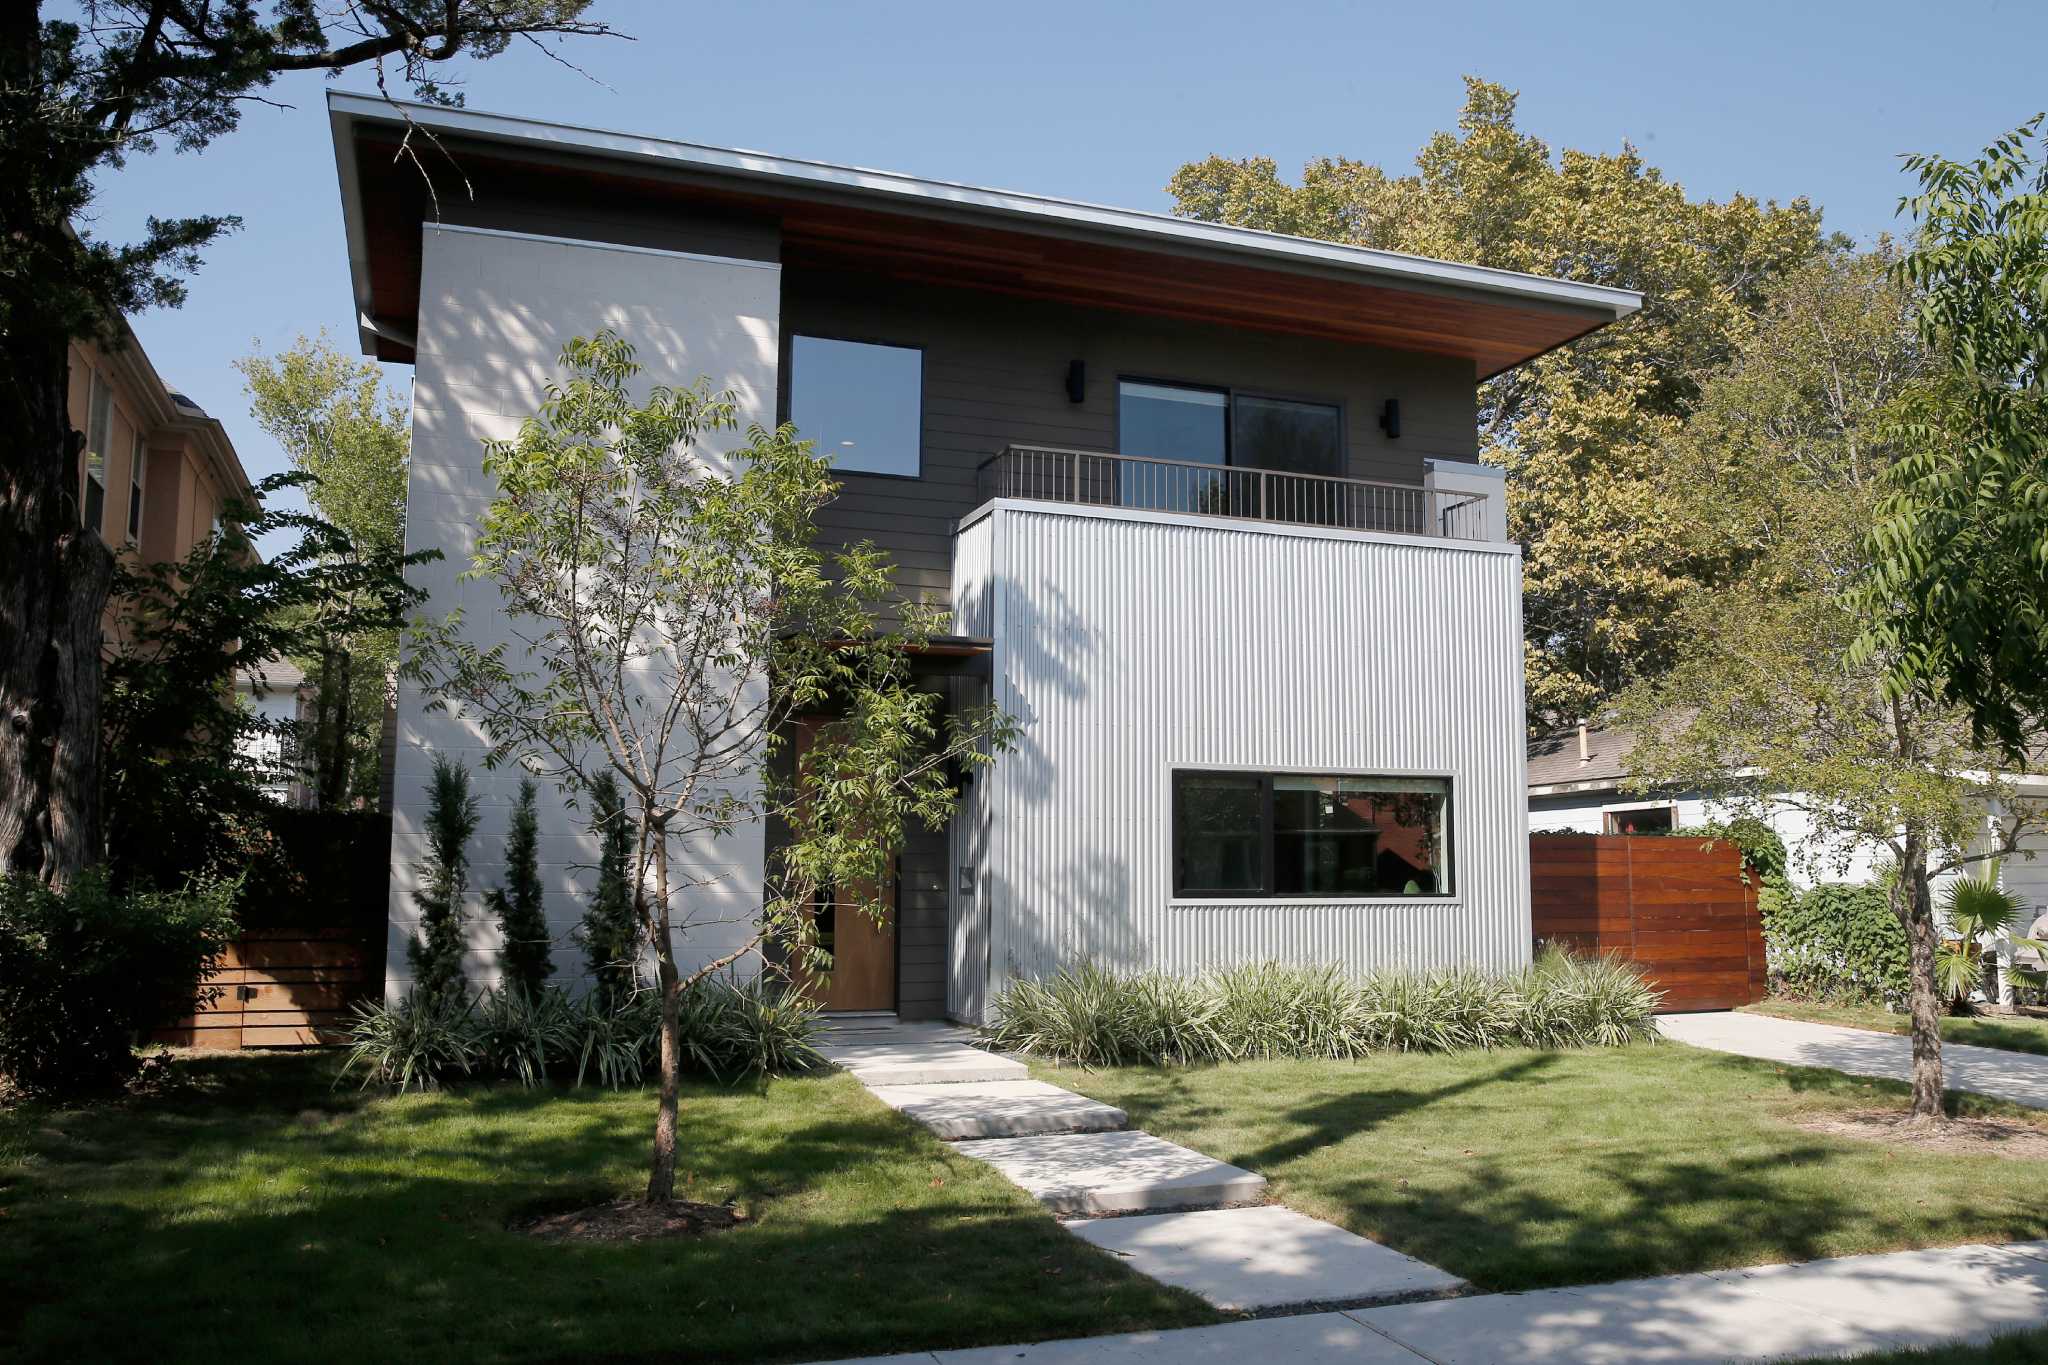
[1117,380,1341,477]
[82,373,112,532]
[789,335,922,478]
[1173,770,1452,899]
[127,433,146,544]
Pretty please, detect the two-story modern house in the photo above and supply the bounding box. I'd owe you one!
[325,93,1640,1020]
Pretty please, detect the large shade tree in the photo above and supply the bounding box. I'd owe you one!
[238,334,414,807]
[1618,248,2043,1121]
[1168,78,1827,729]
[0,1,614,889]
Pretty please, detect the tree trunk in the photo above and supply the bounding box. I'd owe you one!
[0,329,114,890]
[1897,830,1947,1123]
[317,641,353,809]
[644,816,681,1204]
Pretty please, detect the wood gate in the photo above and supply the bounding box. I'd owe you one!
[1529,833,1766,1012]
[158,928,375,1049]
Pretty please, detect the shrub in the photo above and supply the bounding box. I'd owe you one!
[487,778,554,998]
[1674,817,1789,885]
[0,872,238,1094]
[341,975,822,1091]
[475,986,577,1089]
[340,989,481,1092]
[575,772,640,1003]
[983,949,1661,1066]
[1765,881,1908,1006]
[408,756,480,1005]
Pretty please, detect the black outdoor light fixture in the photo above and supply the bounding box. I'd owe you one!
[1379,398,1401,438]
[1065,359,1086,404]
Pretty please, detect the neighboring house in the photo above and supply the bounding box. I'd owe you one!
[325,93,1641,1018]
[234,659,317,808]
[1528,721,2048,914]
[71,318,255,599]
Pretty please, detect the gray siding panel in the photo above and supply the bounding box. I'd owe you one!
[786,273,1479,608]
[962,502,1530,1002]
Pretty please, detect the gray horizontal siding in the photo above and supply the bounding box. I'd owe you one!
[785,271,1479,607]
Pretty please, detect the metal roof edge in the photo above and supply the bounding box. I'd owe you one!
[326,91,1644,321]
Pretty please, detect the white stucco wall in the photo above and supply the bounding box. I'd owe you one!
[953,500,1532,1014]
[387,224,781,1000]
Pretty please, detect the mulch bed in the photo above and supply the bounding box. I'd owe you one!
[1800,1108,2048,1159]
[518,1197,748,1243]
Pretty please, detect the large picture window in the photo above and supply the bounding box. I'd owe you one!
[788,335,923,478]
[1172,770,1452,898]
[1117,380,1341,477]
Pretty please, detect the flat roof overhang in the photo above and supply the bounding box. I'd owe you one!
[328,93,1641,375]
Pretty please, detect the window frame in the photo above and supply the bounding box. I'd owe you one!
[127,432,147,544]
[1171,768,1456,902]
[82,372,113,532]
[1602,803,1678,835]
[782,331,927,482]
[1115,376,1348,478]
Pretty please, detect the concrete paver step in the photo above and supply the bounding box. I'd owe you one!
[868,1080,1128,1140]
[820,1039,1029,1087]
[952,1129,1266,1215]
[1068,1205,1466,1311]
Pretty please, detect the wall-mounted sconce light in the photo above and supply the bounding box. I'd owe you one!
[1379,399,1401,439]
[1065,359,1086,404]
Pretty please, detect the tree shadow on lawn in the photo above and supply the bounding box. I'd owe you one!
[1,1054,1211,1365]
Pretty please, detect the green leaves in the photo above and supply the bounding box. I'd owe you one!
[1853,115,2048,757]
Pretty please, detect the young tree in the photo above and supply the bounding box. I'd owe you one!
[1618,248,2043,1122]
[1168,77,1827,728]
[102,474,426,891]
[409,755,480,1007]
[576,771,639,1003]
[238,333,413,807]
[1856,116,2048,759]
[0,2,614,889]
[411,332,1011,1202]
[487,777,554,997]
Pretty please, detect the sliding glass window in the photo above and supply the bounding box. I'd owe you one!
[1172,771,1451,899]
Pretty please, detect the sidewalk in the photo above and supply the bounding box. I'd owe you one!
[1659,1010,2048,1110]
[819,1240,2048,1364]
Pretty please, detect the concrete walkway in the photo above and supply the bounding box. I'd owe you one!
[1659,1010,2048,1110]
[819,1240,2048,1364]
[820,1016,1462,1312]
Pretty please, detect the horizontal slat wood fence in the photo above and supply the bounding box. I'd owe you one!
[155,927,374,1049]
[1530,833,1766,1013]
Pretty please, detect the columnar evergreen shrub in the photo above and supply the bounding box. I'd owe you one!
[408,756,480,1005]
[575,772,640,1002]
[487,778,554,997]
[1764,881,1909,1005]
[984,948,1660,1066]
[0,872,237,1093]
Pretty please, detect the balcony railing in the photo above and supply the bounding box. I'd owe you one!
[976,444,1491,540]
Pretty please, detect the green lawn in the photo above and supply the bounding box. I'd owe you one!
[1030,1042,2048,1293]
[1743,997,2048,1057]
[1832,1328,2048,1363]
[0,1053,1213,1364]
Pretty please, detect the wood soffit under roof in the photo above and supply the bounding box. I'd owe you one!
[353,135,1617,375]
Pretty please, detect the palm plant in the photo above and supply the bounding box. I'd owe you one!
[1937,868,2046,1013]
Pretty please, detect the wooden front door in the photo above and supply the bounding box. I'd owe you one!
[790,715,898,1012]
[803,880,897,1012]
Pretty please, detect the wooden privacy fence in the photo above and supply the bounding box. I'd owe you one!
[1530,833,1766,1013]
[156,927,375,1049]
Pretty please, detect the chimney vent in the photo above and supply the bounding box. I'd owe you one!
[1577,721,1591,765]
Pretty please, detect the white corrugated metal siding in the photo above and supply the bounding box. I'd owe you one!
[954,499,1531,1010]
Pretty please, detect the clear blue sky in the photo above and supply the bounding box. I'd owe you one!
[80,0,2048,541]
